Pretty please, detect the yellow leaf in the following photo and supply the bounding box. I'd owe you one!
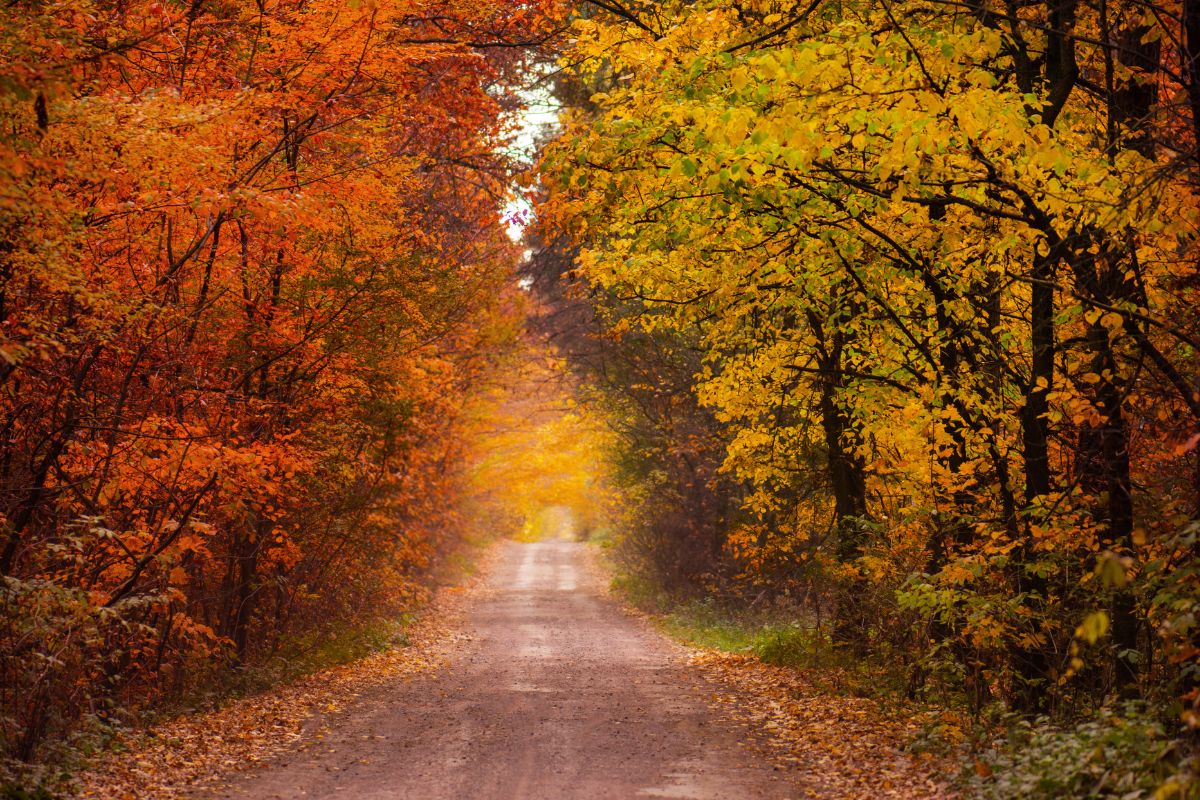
[1075,611,1109,645]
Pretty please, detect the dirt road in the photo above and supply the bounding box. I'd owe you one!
[208,540,799,799]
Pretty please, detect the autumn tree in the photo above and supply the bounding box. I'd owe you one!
[0,0,562,765]
[541,0,1200,716]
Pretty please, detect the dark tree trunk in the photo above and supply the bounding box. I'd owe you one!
[1013,250,1056,713]
[809,308,870,647]
[1187,0,1200,157]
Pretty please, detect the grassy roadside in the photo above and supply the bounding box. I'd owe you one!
[583,539,958,798]
[631,590,901,699]
[600,540,913,702]
[2,612,419,800]
[625,587,1196,797]
[183,529,492,706]
[3,533,499,800]
[591,538,1199,799]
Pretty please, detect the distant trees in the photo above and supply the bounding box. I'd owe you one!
[523,233,743,593]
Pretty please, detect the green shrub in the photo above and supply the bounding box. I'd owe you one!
[753,624,815,667]
[968,706,1196,799]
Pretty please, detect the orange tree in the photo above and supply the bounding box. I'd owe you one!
[0,0,563,765]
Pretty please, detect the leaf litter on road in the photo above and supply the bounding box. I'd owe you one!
[686,649,957,798]
[69,549,500,800]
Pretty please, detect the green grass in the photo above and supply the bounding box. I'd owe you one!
[282,615,413,674]
[584,526,616,546]
[655,598,819,668]
[607,564,820,668]
[605,558,905,699]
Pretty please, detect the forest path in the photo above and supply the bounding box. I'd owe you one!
[205,539,799,799]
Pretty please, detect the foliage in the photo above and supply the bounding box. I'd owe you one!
[0,0,564,768]
[464,349,620,543]
[522,238,745,593]
[968,707,1196,799]
[540,0,1200,726]
[66,571,486,800]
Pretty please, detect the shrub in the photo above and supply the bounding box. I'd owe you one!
[968,706,1196,799]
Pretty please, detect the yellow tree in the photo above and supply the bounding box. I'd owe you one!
[542,0,1199,710]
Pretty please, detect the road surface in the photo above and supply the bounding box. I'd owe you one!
[208,540,798,799]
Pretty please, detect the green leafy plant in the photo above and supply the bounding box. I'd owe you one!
[968,707,1196,799]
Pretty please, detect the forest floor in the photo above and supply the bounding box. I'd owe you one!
[72,538,954,799]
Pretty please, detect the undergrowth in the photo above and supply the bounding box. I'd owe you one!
[603,550,1200,799]
[0,611,423,796]
[1,530,496,797]
[234,615,415,696]
[966,706,1199,799]
[608,569,904,700]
